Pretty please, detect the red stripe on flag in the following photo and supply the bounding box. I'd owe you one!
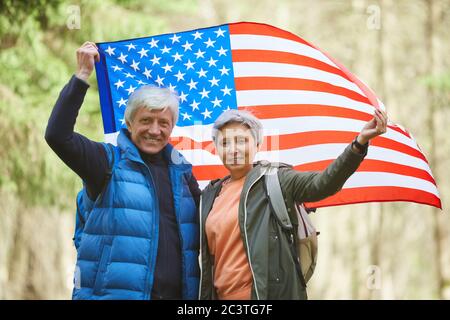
[193,165,228,180]
[191,159,434,185]
[232,49,351,81]
[235,77,370,104]
[239,104,373,121]
[302,37,382,110]
[387,124,412,140]
[171,128,426,163]
[239,105,411,140]
[296,159,435,185]
[305,186,442,209]
[229,22,314,48]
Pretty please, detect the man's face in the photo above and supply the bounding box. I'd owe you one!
[216,122,259,173]
[126,107,174,154]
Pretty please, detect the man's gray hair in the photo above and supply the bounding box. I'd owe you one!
[124,85,179,125]
[212,109,264,146]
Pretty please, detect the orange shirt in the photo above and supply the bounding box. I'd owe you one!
[205,176,252,300]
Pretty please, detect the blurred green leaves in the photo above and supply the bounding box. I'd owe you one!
[421,73,450,91]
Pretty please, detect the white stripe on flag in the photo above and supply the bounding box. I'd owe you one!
[236,90,375,114]
[233,62,365,96]
[196,171,440,197]
[343,172,440,197]
[177,143,433,176]
[230,34,338,68]
[171,117,422,153]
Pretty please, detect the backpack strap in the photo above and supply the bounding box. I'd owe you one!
[264,166,293,230]
[76,143,119,225]
[96,143,119,203]
[183,171,201,208]
[102,143,119,186]
[73,144,119,249]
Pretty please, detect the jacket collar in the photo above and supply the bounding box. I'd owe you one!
[117,128,192,172]
[204,161,270,194]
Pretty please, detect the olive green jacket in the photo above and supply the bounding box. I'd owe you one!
[199,143,366,300]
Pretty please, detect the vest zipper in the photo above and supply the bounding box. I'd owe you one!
[198,195,203,299]
[142,165,159,300]
[243,169,267,300]
[171,168,186,299]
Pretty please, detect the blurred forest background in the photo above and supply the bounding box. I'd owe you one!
[0,0,449,299]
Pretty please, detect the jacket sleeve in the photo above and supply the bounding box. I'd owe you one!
[278,143,366,203]
[45,75,108,200]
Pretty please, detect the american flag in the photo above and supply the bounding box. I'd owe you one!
[94,22,441,209]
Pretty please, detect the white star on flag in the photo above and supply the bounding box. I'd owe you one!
[182,41,193,51]
[126,43,136,51]
[192,31,203,40]
[189,100,200,111]
[207,57,218,67]
[114,79,125,89]
[208,76,220,87]
[179,92,188,103]
[170,34,181,43]
[143,67,152,79]
[116,97,127,107]
[160,45,171,54]
[194,49,205,59]
[199,88,210,99]
[172,52,183,62]
[182,112,191,120]
[118,53,127,64]
[214,28,226,37]
[197,68,207,78]
[219,66,230,75]
[155,75,164,86]
[204,38,215,48]
[125,85,136,95]
[220,85,232,96]
[150,55,161,65]
[105,46,115,56]
[148,38,159,48]
[130,60,140,71]
[211,97,222,108]
[201,108,212,119]
[138,48,149,58]
[216,46,228,56]
[187,79,198,90]
[161,63,173,73]
[174,71,186,82]
[184,60,195,70]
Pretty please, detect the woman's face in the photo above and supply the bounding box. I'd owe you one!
[215,122,259,175]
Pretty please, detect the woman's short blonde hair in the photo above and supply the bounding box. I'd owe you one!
[212,109,263,146]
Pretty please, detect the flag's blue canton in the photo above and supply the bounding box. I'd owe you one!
[96,25,236,133]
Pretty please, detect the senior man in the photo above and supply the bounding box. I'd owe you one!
[45,42,200,300]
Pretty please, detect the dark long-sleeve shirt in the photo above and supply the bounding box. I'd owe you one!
[45,75,198,299]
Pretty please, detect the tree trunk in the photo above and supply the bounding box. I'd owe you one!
[368,0,386,300]
[425,0,445,300]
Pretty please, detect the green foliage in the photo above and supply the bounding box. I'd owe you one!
[420,73,450,91]
[0,0,62,41]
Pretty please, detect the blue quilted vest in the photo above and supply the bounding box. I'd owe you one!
[72,129,199,300]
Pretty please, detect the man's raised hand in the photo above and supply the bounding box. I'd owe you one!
[75,41,100,82]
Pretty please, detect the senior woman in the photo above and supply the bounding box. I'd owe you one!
[198,108,387,300]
